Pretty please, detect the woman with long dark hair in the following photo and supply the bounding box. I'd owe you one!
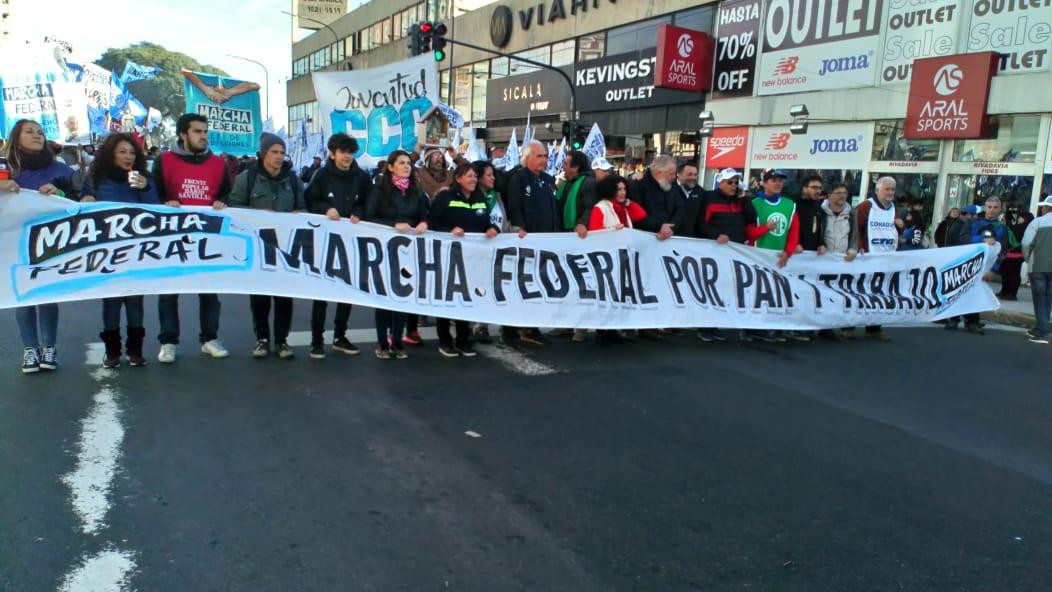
[1,119,77,374]
[426,163,499,357]
[81,133,159,367]
[353,150,429,359]
[588,174,646,345]
[469,159,512,344]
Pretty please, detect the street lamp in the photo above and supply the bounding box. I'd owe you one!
[698,110,715,138]
[282,10,342,70]
[789,104,809,135]
[227,54,270,120]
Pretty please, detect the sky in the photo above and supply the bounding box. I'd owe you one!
[15,0,304,129]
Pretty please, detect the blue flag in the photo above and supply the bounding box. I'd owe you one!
[120,59,161,84]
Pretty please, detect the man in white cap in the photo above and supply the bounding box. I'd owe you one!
[695,167,758,342]
[1022,195,1052,344]
[591,156,614,182]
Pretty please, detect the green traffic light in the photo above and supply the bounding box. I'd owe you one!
[572,141,582,149]
[434,49,446,61]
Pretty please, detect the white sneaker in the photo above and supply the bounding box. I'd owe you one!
[200,339,229,358]
[157,343,177,364]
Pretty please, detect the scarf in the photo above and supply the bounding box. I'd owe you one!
[484,188,498,211]
[391,175,410,192]
[12,146,54,173]
[557,175,585,231]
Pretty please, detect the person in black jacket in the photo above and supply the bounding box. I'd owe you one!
[672,161,704,237]
[426,163,499,357]
[628,154,680,240]
[353,149,429,359]
[305,133,372,359]
[794,174,826,253]
[502,140,556,345]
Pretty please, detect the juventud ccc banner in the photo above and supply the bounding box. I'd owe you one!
[0,192,999,329]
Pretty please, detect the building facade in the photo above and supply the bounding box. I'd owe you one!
[289,0,1052,225]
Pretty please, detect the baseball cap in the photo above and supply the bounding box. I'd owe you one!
[762,168,789,181]
[715,168,741,183]
[591,156,614,171]
[963,204,980,215]
[1038,196,1052,208]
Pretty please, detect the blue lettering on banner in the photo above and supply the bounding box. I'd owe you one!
[817,52,874,76]
[808,135,863,155]
[330,96,433,159]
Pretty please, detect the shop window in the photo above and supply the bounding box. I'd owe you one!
[382,18,393,43]
[344,36,355,58]
[372,22,384,48]
[578,33,604,62]
[606,17,670,55]
[872,120,939,161]
[358,29,371,53]
[472,61,489,123]
[552,40,574,67]
[490,56,510,77]
[674,5,715,34]
[953,115,1039,163]
[453,65,472,119]
[440,69,451,103]
[510,46,550,75]
[947,174,1036,220]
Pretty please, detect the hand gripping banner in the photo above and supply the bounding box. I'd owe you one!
[0,192,1000,329]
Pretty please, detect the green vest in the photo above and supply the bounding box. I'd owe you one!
[752,195,796,251]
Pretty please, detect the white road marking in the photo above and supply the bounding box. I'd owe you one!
[473,343,560,376]
[464,431,482,438]
[57,548,136,592]
[61,385,124,535]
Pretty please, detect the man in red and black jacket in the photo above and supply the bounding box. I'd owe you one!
[694,167,758,342]
[151,113,232,364]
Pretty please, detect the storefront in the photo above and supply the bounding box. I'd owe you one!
[745,122,872,201]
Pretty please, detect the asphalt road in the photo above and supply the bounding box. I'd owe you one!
[1,296,1049,591]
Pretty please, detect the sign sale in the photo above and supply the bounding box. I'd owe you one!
[0,192,1000,330]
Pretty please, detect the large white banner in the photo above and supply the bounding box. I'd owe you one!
[312,55,439,169]
[0,192,1000,330]
[967,0,1052,73]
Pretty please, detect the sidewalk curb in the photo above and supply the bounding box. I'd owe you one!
[981,309,1033,329]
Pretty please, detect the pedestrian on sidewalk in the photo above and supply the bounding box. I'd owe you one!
[1021,196,1052,344]
[304,133,371,359]
[229,132,305,360]
[80,133,159,368]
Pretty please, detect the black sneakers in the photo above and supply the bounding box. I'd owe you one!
[22,348,40,374]
[332,337,360,355]
[252,339,270,358]
[309,344,326,359]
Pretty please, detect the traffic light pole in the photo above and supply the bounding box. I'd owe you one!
[435,36,577,132]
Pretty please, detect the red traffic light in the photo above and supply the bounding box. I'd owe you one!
[434,23,448,36]
[420,22,433,33]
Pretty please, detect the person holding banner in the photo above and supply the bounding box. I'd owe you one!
[503,140,558,346]
[557,150,598,239]
[426,163,500,357]
[229,133,305,360]
[854,176,903,341]
[305,133,371,359]
[80,133,160,367]
[152,113,231,363]
[354,150,429,360]
[1,119,78,373]
[588,174,646,346]
[743,169,800,344]
[470,160,512,344]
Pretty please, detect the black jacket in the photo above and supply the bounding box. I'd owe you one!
[505,166,559,233]
[698,188,756,244]
[629,169,684,233]
[427,186,498,234]
[672,181,704,237]
[794,197,824,251]
[556,171,598,230]
[364,182,429,227]
[305,159,371,218]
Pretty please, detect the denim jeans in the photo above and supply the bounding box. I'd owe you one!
[103,296,145,331]
[158,293,221,344]
[1031,272,1052,336]
[15,304,58,348]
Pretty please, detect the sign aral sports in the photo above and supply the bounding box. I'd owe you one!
[655,25,715,92]
[904,52,998,139]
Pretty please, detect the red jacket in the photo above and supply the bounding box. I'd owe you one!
[588,199,647,231]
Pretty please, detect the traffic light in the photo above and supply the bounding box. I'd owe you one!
[419,22,434,53]
[432,22,448,62]
[571,123,587,150]
[408,23,422,56]
[561,121,572,139]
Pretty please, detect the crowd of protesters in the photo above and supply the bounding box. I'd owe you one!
[2,112,1048,375]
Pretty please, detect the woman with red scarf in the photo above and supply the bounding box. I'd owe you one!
[587,174,646,345]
